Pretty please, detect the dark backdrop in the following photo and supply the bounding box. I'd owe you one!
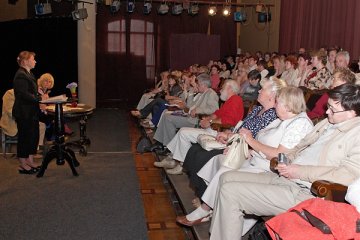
[279,0,360,60]
[0,17,78,103]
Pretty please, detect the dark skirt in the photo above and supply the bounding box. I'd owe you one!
[16,118,39,158]
[183,143,224,198]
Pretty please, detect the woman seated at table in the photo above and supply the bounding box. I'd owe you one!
[177,87,314,233]
[38,73,54,145]
[131,74,182,126]
[183,76,285,203]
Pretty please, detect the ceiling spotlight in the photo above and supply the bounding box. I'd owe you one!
[72,8,88,20]
[158,2,169,15]
[127,0,135,13]
[110,0,121,13]
[208,6,216,16]
[171,3,183,15]
[188,3,199,16]
[143,1,152,14]
[255,4,263,13]
[222,5,231,16]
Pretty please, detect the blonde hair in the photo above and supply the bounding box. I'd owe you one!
[37,73,55,89]
[17,51,35,66]
[171,70,183,79]
[277,86,306,114]
[260,76,287,96]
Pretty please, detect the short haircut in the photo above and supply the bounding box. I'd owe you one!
[248,70,261,80]
[297,53,311,63]
[277,86,307,114]
[285,55,298,67]
[333,67,356,84]
[224,79,240,94]
[168,74,180,83]
[210,64,220,72]
[17,51,35,66]
[260,76,287,96]
[311,49,328,65]
[328,84,360,116]
[248,55,259,62]
[336,51,350,63]
[196,73,211,88]
[37,73,55,89]
[257,60,268,69]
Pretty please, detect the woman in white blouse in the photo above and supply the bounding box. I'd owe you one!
[176,86,314,233]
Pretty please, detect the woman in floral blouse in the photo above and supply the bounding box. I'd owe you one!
[304,49,332,90]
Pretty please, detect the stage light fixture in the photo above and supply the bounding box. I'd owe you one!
[255,4,263,13]
[35,1,52,15]
[171,3,183,15]
[110,0,121,13]
[208,6,216,16]
[188,3,199,16]
[71,8,88,20]
[143,1,152,14]
[222,5,231,16]
[158,2,169,14]
[127,0,135,13]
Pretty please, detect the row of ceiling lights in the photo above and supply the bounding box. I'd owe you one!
[110,0,233,16]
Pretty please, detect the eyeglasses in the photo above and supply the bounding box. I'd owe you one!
[327,103,349,114]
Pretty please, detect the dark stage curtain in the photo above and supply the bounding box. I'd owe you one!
[0,17,78,103]
[96,4,236,107]
[279,0,360,60]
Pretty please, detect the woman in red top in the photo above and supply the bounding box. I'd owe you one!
[210,64,221,91]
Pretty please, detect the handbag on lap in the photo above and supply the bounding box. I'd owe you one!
[197,134,227,151]
[221,133,249,169]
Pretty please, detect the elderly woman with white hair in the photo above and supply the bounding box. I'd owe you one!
[155,80,245,175]
[176,87,314,235]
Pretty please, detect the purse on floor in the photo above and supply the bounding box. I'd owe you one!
[197,134,227,151]
[221,133,249,169]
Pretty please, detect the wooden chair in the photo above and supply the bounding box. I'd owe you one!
[1,128,18,158]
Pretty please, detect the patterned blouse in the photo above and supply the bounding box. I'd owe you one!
[304,67,332,90]
[234,106,278,138]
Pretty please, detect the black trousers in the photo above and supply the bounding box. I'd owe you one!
[16,118,39,158]
[183,143,224,198]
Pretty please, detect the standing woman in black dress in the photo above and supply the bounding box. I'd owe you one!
[12,51,44,174]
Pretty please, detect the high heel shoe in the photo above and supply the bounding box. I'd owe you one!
[18,167,38,175]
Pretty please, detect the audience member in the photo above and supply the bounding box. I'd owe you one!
[248,55,258,72]
[304,50,331,90]
[256,60,269,80]
[281,55,298,86]
[326,46,339,74]
[210,65,221,91]
[241,70,261,101]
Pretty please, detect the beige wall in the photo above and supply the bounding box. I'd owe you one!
[0,0,27,22]
[77,1,96,107]
[237,0,281,54]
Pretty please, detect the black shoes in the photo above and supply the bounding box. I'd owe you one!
[144,142,164,152]
[18,167,39,175]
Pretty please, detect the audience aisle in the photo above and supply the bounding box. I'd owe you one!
[0,109,147,240]
[128,118,186,240]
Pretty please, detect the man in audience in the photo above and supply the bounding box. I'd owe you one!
[335,51,350,68]
[210,83,360,239]
[248,56,258,72]
[153,74,219,147]
[298,47,306,54]
[154,80,244,175]
[257,60,269,80]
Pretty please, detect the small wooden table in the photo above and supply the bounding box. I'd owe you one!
[37,102,94,177]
